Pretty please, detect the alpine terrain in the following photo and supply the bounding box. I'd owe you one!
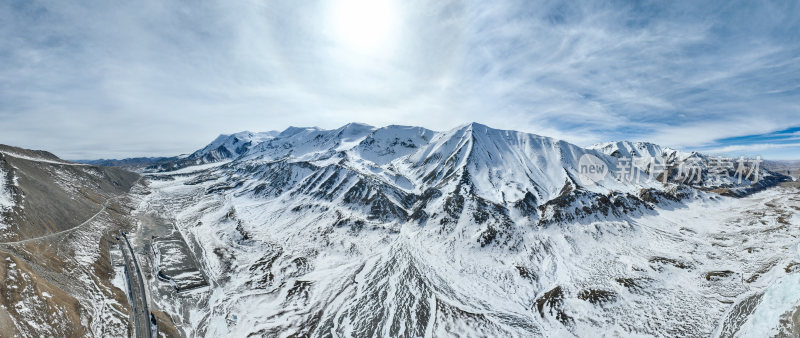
[2,122,799,337]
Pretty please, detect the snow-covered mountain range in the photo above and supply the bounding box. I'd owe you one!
[124,122,798,337]
[3,123,795,337]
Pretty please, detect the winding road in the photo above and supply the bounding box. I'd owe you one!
[0,177,142,246]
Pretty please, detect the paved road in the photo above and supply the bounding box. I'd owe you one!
[120,232,153,338]
[0,198,113,245]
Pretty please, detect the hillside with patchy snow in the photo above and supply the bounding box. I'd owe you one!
[0,145,141,337]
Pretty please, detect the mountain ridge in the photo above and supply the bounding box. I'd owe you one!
[129,122,788,199]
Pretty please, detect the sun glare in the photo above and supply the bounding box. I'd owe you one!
[327,0,401,56]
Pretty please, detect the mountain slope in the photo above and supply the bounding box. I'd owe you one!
[0,145,142,337]
[127,122,799,337]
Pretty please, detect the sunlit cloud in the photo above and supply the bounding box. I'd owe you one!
[0,0,798,159]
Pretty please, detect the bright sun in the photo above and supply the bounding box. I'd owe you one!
[327,0,401,56]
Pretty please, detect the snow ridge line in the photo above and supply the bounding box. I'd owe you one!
[0,150,86,166]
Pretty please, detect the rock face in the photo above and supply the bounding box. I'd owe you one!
[130,122,795,337]
[0,144,141,337]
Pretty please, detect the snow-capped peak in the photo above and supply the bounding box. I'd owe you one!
[588,141,672,159]
[277,126,323,138]
[405,123,627,204]
[352,125,436,165]
[194,131,280,159]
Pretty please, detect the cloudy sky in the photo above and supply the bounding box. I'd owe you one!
[1,0,799,160]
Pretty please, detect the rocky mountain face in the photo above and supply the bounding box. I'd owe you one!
[0,145,141,337]
[130,123,797,337]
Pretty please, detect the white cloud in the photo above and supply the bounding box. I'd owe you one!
[0,0,799,159]
[702,143,800,154]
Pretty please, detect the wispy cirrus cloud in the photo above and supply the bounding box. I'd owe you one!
[695,127,800,159]
[703,143,800,154]
[0,0,799,159]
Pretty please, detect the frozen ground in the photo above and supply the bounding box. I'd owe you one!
[135,161,800,337]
